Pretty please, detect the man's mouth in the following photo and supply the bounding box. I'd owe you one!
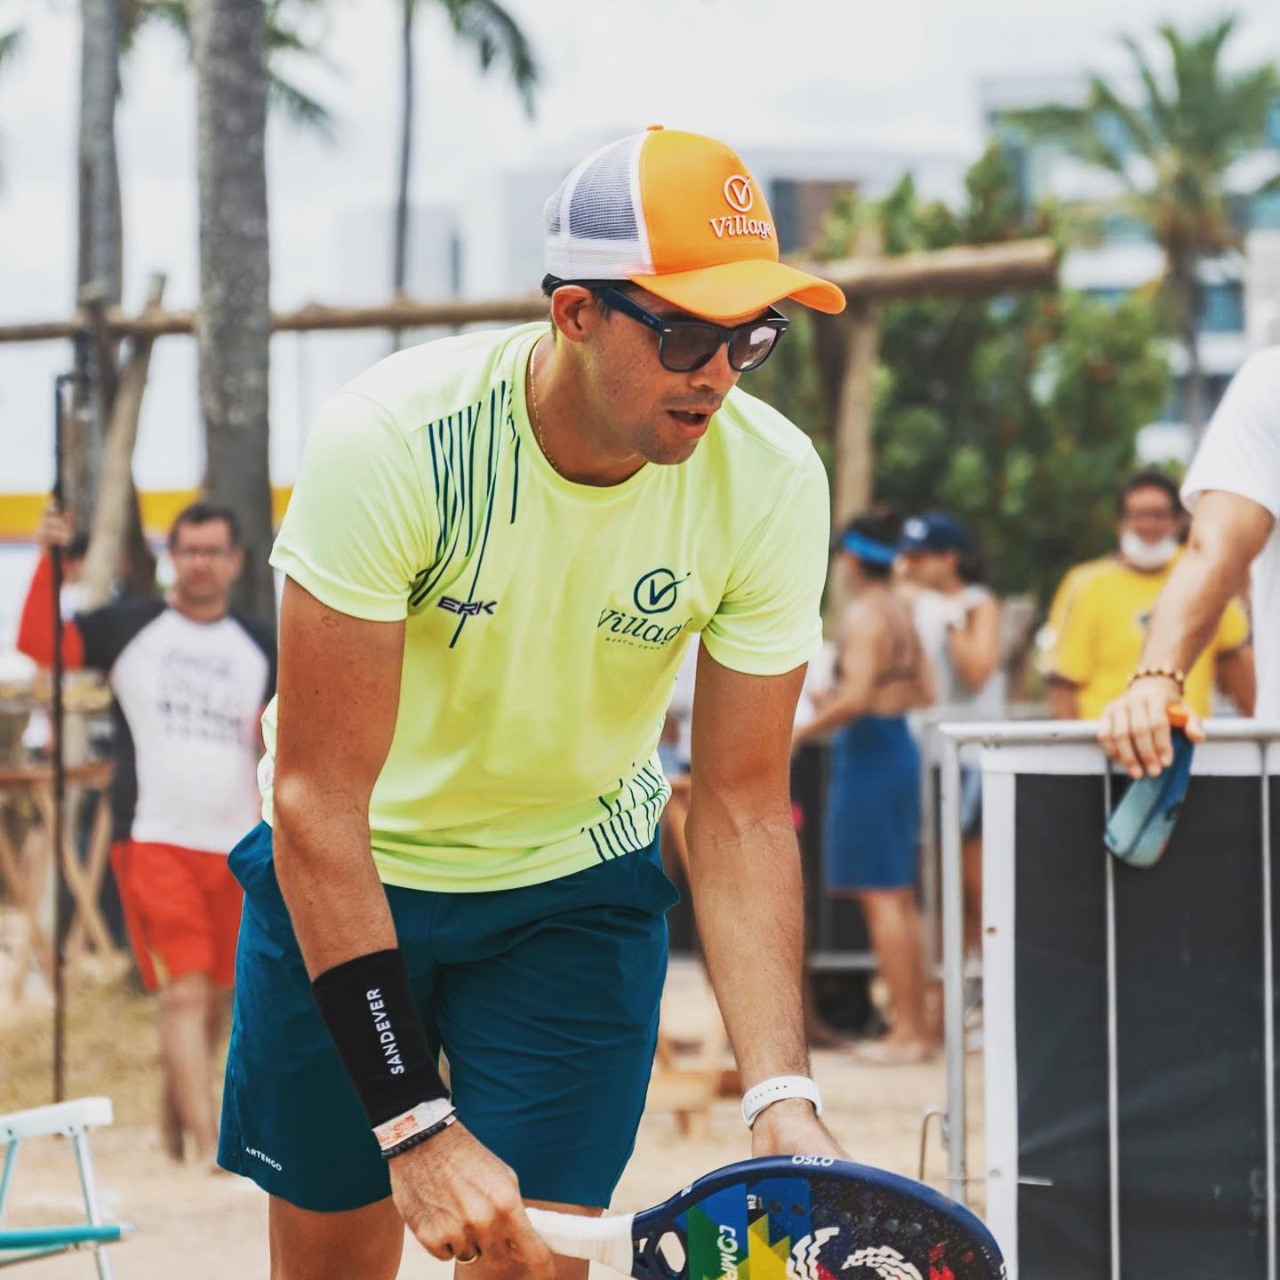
[668,407,716,433]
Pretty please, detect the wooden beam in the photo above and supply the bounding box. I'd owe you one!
[0,295,549,344]
[813,237,1059,302]
[0,239,1059,346]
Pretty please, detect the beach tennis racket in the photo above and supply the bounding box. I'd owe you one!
[527,1155,1005,1279]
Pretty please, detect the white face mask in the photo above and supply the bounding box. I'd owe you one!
[1120,530,1178,570]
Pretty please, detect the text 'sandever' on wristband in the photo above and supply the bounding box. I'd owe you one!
[311,948,448,1130]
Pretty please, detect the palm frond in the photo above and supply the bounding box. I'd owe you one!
[441,0,539,116]
[1120,33,1175,143]
[267,74,335,140]
[0,26,23,71]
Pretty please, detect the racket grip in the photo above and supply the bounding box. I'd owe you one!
[526,1207,636,1275]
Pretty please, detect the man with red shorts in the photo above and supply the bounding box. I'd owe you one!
[19,501,275,1167]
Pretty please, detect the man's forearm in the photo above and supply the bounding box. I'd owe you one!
[684,799,809,1086]
[273,780,398,977]
[1138,539,1250,678]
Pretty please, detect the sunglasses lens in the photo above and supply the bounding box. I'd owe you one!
[728,322,782,372]
[659,323,724,373]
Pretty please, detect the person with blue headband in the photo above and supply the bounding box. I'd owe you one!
[793,507,937,1064]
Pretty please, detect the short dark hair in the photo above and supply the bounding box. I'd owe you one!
[839,505,903,581]
[1117,469,1182,519]
[168,501,240,550]
[541,274,629,317]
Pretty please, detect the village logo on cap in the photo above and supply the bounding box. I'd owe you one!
[723,175,754,213]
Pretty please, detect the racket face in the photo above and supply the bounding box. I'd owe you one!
[631,1157,1005,1280]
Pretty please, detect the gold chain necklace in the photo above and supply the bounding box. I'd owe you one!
[526,338,568,479]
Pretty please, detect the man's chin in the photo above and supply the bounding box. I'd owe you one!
[646,436,703,467]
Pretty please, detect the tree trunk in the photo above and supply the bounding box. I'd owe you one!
[831,226,883,526]
[190,0,274,626]
[391,0,415,350]
[73,0,123,533]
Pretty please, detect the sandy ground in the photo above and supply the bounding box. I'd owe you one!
[0,962,985,1279]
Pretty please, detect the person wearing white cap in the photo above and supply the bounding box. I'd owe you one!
[217,126,849,1280]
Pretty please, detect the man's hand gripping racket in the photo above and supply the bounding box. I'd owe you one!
[526,1155,1005,1280]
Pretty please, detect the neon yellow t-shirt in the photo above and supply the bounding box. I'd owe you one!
[1048,555,1250,719]
[261,322,830,891]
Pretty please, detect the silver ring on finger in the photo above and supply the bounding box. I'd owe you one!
[455,1251,481,1266]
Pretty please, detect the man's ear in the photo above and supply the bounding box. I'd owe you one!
[549,285,602,345]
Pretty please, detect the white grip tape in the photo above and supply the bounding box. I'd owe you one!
[526,1208,636,1275]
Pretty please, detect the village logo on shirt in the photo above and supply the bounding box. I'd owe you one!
[597,569,692,650]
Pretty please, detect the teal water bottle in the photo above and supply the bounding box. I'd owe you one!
[1104,704,1194,869]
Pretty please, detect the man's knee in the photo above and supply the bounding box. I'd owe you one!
[159,970,212,1013]
[269,1196,403,1280]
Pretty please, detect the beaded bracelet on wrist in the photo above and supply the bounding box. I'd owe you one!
[1128,665,1186,693]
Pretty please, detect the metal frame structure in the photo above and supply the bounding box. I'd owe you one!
[934,719,1280,1280]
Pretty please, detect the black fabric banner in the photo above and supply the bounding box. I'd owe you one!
[1013,771,1276,1277]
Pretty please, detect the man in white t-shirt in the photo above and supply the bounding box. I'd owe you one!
[1100,348,1279,776]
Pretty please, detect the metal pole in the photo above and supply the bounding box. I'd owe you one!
[51,329,91,1105]
[51,366,69,1105]
[940,736,968,1203]
[1262,747,1276,1280]
[1103,767,1121,1279]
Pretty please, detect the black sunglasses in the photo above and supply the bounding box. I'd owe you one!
[593,287,790,374]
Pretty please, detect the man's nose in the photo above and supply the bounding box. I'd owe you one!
[689,343,739,396]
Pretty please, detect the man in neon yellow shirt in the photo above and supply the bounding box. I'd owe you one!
[218,127,849,1280]
[1044,469,1254,720]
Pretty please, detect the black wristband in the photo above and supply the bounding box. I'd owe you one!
[381,1113,457,1161]
[310,949,448,1128]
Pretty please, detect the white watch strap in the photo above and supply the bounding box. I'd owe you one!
[741,1075,823,1128]
[373,1098,456,1151]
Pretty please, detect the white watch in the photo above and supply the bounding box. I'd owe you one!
[741,1075,823,1129]
[373,1097,456,1152]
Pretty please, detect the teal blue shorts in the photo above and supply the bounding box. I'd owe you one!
[216,822,678,1212]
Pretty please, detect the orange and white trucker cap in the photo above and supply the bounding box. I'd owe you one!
[543,126,847,323]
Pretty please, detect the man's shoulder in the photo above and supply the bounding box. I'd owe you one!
[1062,556,1119,593]
[1052,557,1124,622]
[710,386,824,478]
[336,323,539,434]
[1231,345,1280,394]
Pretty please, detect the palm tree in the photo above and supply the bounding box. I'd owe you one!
[189,0,274,624]
[0,27,23,189]
[1009,16,1280,439]
[393,0,538,300]
[126,0,335,134]
[70,0,333,605]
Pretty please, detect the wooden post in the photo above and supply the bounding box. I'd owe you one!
[832,264,882,525]
[80,274,167,609]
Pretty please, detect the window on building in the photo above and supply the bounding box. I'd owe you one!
[1198,281,1244,334]
[1266,97,1280,149]
[1101,213,1154,245]
[1253,189,1280,231]
[1095,109,1133,158]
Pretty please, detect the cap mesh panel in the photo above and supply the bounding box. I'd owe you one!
[543,134,651,278]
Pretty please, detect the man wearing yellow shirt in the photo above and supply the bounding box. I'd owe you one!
[217,127,849,1280]
[1045,469,1254,719]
